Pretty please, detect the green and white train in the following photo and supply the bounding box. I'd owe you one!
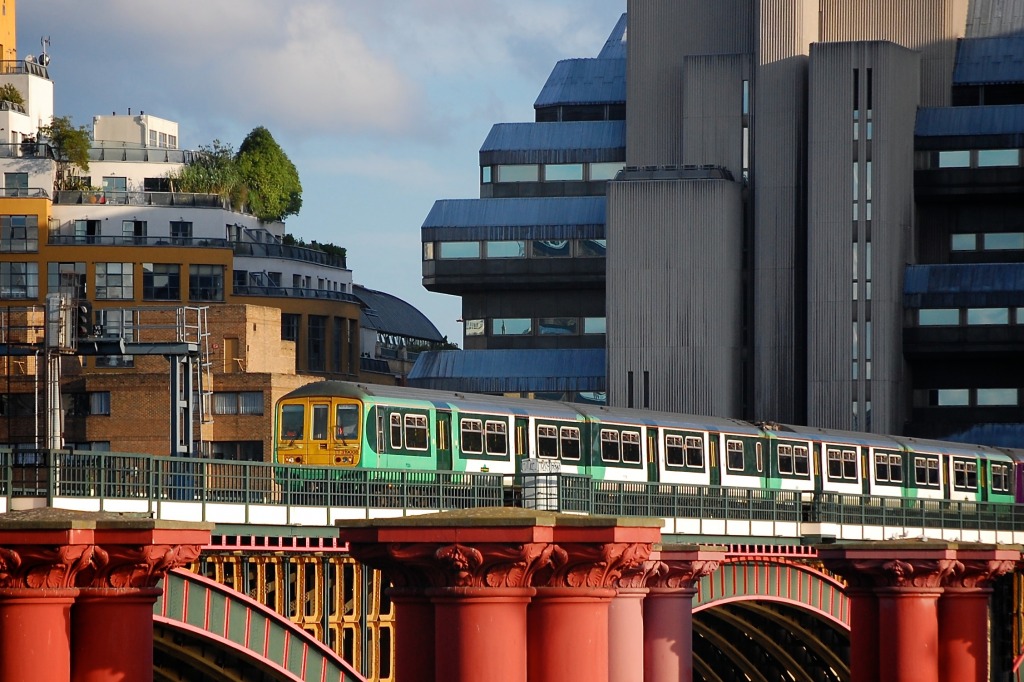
[274,381,1022,505]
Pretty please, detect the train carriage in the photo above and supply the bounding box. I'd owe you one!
[891,436,1016,504]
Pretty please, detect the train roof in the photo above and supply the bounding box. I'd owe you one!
[767,422,903,448]
[888,434,1013,459]
[572,404,764,435]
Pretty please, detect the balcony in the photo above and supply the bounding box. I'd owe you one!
[52,190,223,208]
[0,142,54,160]
[232,285,359,304]
[232,242,347,269]
[0,187,49,198]
[86,147,195,164]
[0,60,50,79]
[48,234,230,248]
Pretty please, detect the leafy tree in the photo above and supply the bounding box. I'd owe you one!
[167,140,246,209]
[235,126,302,222]
[39,115,91,191]
[0,83,24,106]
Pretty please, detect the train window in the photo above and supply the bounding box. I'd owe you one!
[666,435,685,466]
[756,443,763,472]
[874,453,889,481]
[827,449,841,478]
[461,419,484,454]
[953,460,978,490]
[827,449,857,480]
[915,457,940,487]
[485,421,507,456]
[335,404,359,441]
[794,446,809,476]
[621,431,641,464]
[601,430,621,462]
[538,425,558,459]
[726,440,744,471]
[560,427,581,461]
[778,445,793,474]
[889,454,903,483]
[992,463,1010,492]
[686,437,704,468]
[390,413,403,449]
[842,450,857,479]
[405,415,429,451]
[281,404,304,439]
[312,405,329,440]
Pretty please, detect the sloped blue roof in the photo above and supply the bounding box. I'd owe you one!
[407,348,606,393]
[904,263,1024,307]
[954,36,1024,85]
[942,423,1024,449]
[534,58,626,108]
[598,13,628,60]
[421,196,606,241]
[352,285,444,342]
[479,121,625,165]
[916,105,1024,137]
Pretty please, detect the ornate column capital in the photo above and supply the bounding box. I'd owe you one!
[645,558,721,590]
[0,544,94,589]
[943,558,1018,590]
[826,557,958,589]
[80,543,205,589]
[538,541,654,589]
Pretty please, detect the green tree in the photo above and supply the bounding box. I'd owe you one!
[235,126,302,222]
[167,140,246,209]
[0,83,24,106]
[39,115,91,191]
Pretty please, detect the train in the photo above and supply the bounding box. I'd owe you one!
[273,381,1024,505]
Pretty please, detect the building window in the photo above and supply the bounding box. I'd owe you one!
[66,392,111,417]
[492,318,532,335]
[95,263,134,300]
[933,389,970,406]
[485,241,526,258]
[3,172,27,196]
[937,151,970,168]
[918,309,959,326]
[170,220,192,245]
[495,164,539,182]
[142,263,180,300]
[544,163,584,181]
[121,220,147,244]
[983,233,1024,250]
[481,166,492,184]
[951,233,977,251]
[47,262,87,297]
[212,391,264,415]
[189,265,224,302]
[210,441,263,461]
[532,240,571,258]
[578,239,607,257]
[0,215,39,252]
[966,308,1008,325]
[464,319,485,336]
[74,219,101,243]
[281,313,300,341]
[538,317,578,335]
[977,149,1019,167]
[976,388,1018,406]
[0,262,38,299]
[308,315,326,371]
[438,242,481,259]
[583,317,606,334]
[589,162,624,181]
[95,309,134,367]
[102,176,127,203]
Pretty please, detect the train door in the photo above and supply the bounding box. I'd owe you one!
[308,401,331,465]
[708,437,720,486]
[436,411,453,470]
[647,428,659,483]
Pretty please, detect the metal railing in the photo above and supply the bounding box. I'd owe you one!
[232,242,347,269]
[52,191,222,207]
[48,234,230,248]
[233,285,360,304]
[3,448,1024,532]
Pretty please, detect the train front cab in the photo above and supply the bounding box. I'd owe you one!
[276,395,362,467]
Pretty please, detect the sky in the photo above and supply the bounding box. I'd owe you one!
[20,0,626,346]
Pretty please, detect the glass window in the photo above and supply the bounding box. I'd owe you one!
[578,239,607,257]
[544,163,584,181]
[47,262,87,297]
[794,446,809,476]
[874,452,889,481]
[827,449,842,479]
[464,319,485,336]
[280,405,304,439]
[560,426,581,461]
[992,463,1010,492]
[977,149,1019,167]
[937,151,970,168]
[95,263,134,300]
[390,413,403,449]
[936,389,970,406]
[308,315,326,372]
[983,232,1024,250]
[532,240,571,258]
[95,309,134,368]
[666,435,685,466]
[485,241,525,258]
[686,437,704,468]
[0,215,39,252]
[189,265,224,302]
[496,165,539,182]
[312,404,329,440]
[600,429,620,462]
[281,313,300,342]
[726,440,744,471]
[335,404,359,440]
[589,162,624,180]
[538,317,578,335]
[0,262,38,299]
[481,166,492,183]
[405,414,428,450]
[583,317,606,334]
[967,308,1008,325]
[461,418,484,454]
[919,309,959,326]
[423,242,434,260]
[915,457,940,486]
[4,172,28,196]
[953,460,979,490]
[843,450,857,480]
[438,242,481,259]
[778,444,793,474]
[621,431,641,464]
[121,220,147,244]
[170,220,193,245]
[537,424,558,458]
[142,263,180,300]
[485,421,507,456]
[951,233,977,251]
[492,318,532,335]
[977,388,1017,406]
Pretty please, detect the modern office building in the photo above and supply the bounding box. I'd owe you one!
[418,0,1024,445]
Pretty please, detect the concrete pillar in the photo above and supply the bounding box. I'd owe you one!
[339,508,662,682]
[0,509,211,682]
[877,586,944,682]
[845,587,880,682]
[642,546,727,682]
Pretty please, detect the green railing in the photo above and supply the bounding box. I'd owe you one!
[3,448,1024,532]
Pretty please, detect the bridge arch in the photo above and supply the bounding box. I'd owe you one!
[154,568,365,682]
[692,555,851,682]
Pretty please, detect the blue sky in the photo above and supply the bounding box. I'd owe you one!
[20,1,625,345]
